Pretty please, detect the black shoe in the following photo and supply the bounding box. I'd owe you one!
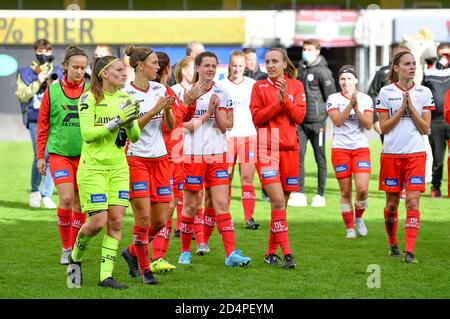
[98,277,128,289]
[245,217,260,230]
[174,230,180,238]
[283,254,296,269]
[403,251,418,264]
[66,254,82,288]
[388,245,400,257]
[430,188,441,198]
[142,269,159,285]
[121,248,140,278]
[264,254,281,265]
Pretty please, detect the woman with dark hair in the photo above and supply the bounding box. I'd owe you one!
[326,65,373,239]
[120,46,175,285]
[148,51,198,273]
[250,48,306,269]
[178,51,252,267]
[377,51,435,263]
[66,55,140,289]
[37,45,89,265]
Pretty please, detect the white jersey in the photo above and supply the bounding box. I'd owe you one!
[184,82,232,155]
[123,81,168,158]
[377,83,434,155]
[219,76,257,137]
[171,83,187,102]
[326,92,373,150]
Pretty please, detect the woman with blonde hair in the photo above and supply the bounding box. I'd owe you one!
[67,55,140,289]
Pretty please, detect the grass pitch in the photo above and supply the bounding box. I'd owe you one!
[0,140,448,299]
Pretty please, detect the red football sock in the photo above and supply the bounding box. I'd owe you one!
[354,202,367,219]
[405,210,420,253]
[132,225,150,275]
[266,221,278,256]
[242,184,256,222]
[216,213,235,256]
[341,210,355,229]
[147,226,159,243]
[176,198,183,231]
[57,208,72,250]
[152,223,169,261]
[203,207,216,243]
[384,208,398,246]
[70,211,86,249]
[271,210,291,256]
[180,214,194,252]
[162,218,173,256]
[194,207,205,243]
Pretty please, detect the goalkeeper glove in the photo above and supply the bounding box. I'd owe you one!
[105,105,136,131]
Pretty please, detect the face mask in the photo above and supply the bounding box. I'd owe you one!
[36,54,54,64]
[436,54,449,69]
[302,51,316,64]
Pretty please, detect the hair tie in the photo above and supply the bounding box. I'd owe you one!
[97,58,119,77]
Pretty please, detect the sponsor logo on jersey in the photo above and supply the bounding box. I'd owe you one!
[261,170,277,179]
[409,176,424,185]
[169,177,174,186]
[118,190,129,200]
[388,97,402,101]
[385,178,399,187]
[194,109,209,117]
[335,164,348,173]
[186,176,202,185]
[215,170,228,179]
[132,182,148,191]
[90,193,107,203]
[54,169,69,179]
[286,177,298,186]
[79,103,89,112]
[157,186,171,196]
[357,161,370,169]
[178,182,184,191]
[96,116,116,124]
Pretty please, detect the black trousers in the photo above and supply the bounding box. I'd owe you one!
[429,120,450,190]
[297,121,327,195]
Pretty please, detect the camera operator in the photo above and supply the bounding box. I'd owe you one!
[422,43,450,198]
[15,39,63,209]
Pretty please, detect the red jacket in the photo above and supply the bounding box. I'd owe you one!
[162,85,195,162]
[250,76,306,151]
[36,76,85,159]
[444,89,450,125]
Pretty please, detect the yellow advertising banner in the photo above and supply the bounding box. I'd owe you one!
[0,17,245,45]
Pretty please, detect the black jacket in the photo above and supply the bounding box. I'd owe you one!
[367,64,391,123]
[297,55,336,123]
[244,65,267,81]
[422,67,450,121]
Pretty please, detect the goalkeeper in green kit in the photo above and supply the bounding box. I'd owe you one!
[66,55,140,289]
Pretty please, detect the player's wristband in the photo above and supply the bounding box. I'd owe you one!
[105,115,122,131]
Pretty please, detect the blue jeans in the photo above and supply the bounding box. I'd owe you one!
[28,122,54,197]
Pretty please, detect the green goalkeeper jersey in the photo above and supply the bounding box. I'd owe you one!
[78,89,140,170]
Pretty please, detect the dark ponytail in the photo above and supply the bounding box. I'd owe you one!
[155,51,170,83]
